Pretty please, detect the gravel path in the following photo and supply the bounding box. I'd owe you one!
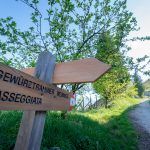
[130,99,150,150]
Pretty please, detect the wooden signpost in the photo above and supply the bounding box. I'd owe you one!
[0,62,71,111]
[0,51,111,150]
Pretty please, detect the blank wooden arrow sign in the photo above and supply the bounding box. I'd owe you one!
[22,58,111,84]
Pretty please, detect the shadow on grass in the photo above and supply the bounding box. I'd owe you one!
[0,102,141,150]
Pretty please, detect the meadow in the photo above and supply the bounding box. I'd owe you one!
[0,97,140,150]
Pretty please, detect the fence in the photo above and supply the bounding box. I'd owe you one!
[76,95,103,111]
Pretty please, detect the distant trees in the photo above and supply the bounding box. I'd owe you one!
[133,68,144,97]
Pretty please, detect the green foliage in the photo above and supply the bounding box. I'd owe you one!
[0,0,139,92]
[128,55,150,77]
[92,0,144,106]
[133,69,144,97]
[0,111,22,150]
[0,97,139,150]
[123,83,138,97]
[129,38,150,76]
[93,31,132,108]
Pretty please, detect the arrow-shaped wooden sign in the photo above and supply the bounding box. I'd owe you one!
[22,58,111,84]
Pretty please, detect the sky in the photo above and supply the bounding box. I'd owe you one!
[127,0,150,81]
[0,0,150,81]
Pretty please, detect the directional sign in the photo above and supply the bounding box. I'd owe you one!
[0,63,71,111]
[22,58,111,84]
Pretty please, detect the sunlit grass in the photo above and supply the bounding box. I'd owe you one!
[0,97,140,150]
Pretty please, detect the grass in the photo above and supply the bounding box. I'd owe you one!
[0,97,140,150]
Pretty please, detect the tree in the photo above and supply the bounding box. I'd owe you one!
[93,31,131,108]
[0,0,138,92]
[133,68,144,97]
[92,0,150,107]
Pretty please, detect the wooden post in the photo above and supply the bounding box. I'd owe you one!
[14,51,55,150]
[14,111,35,150]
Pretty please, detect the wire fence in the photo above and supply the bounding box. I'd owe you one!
[75,95,104,111]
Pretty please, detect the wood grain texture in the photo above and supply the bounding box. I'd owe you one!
[14,111,36,150]
[28,111,46,150]
[22,58,111,84]
[0,80,70,111]
[0,62,71,111]
[28,51,55,150]
[14,52,57,150]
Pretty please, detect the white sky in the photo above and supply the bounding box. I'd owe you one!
[127,0,150,81]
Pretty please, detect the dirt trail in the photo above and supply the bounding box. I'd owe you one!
[130,99,150,150]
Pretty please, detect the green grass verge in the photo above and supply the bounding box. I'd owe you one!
[0,97,140,150]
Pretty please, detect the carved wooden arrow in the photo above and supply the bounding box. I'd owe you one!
[22,58,111,84]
